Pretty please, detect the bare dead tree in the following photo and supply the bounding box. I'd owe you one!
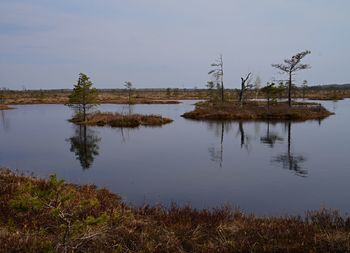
[208,54,224,102]
[239,72,252,107]
[272,50,311,107]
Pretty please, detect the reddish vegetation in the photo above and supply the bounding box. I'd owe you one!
[0,104,11,110]
[182,101,333,121]
[70,112,173,127]
[1,169,350,252]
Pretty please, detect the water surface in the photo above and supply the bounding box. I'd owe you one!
[1,100,349,216]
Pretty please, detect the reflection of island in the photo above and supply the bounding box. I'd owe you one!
[272,122,308,177]
[260,121,283,148]
[67,125,101,170]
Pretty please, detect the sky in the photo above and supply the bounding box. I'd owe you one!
[0,0,349,89]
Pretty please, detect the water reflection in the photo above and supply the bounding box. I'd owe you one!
[0,110,10,131]
[206,120,308,176]
[260,121,283,148]
[67,125,101,170]
[122,104,134,115]
[207,122,230,167]
[207,121,251,167]
[271,122,308,177]
[237,121,251,150]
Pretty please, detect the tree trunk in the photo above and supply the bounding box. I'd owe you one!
[288,71,292,107]
[239,81,244,107]
[83,105,86,122]
[221,81,224,103]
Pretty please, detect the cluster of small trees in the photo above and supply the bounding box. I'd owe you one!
[206,50,311,107]
[67,50,311,119]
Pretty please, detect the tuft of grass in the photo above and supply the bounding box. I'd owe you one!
[182,101,334,121]
[70,112,173,127]
[1,169,350,252]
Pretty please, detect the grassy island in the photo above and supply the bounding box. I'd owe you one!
[182,101,333,121]
[1,169,350,253]
[70,112,173,127]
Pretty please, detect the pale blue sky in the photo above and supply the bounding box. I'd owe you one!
[0,0,349,89]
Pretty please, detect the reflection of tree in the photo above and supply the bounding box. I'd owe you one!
[68,125,101,170]
[237,122,250,150]
[122,104,134,115]
[0,110,10,131]
[114,126,136,144]
[207,121,251,167]
[207,122,229,167]
[272,122,308,177]
[260,121,283,148]
[208,122,225,167]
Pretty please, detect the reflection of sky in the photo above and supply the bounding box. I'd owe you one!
[1,0,350,89]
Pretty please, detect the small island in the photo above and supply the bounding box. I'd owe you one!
[182,101,333,121]
[70,112,173,127]
[67,73,173,128]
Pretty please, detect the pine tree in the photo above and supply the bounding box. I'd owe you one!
[68,73,99,121]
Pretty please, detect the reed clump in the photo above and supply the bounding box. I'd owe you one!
[70,112,173,127]
[182,101,333,121]
[1,169,350,253]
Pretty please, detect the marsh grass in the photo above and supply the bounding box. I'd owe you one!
[2,89,350,105]
[182,101,334,121]
[70,112,173,127]
[1,169,350,253]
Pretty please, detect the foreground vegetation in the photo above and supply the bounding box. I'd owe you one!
[182,101,333,121]
[1,169,350,253]
[70,112,173,127]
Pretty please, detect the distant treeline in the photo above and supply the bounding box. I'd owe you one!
[309,83,350,90]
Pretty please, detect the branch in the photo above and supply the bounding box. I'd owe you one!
[272,64,289,73]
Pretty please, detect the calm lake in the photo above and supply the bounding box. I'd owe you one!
[1,100,349,216]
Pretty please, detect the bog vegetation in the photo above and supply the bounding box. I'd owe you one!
[182,100,333,121]
[1,169,350,253]
[70,112,173,127]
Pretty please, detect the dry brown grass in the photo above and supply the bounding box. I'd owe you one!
[2,88,350,105]
[1,169,350,253]
[2,89,206,105]
[182,101,334,121]
[70,112,173,127]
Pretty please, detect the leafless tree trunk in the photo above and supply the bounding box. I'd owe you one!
[239,72,251,107]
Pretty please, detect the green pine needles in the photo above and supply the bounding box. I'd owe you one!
[68,73,99,122]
